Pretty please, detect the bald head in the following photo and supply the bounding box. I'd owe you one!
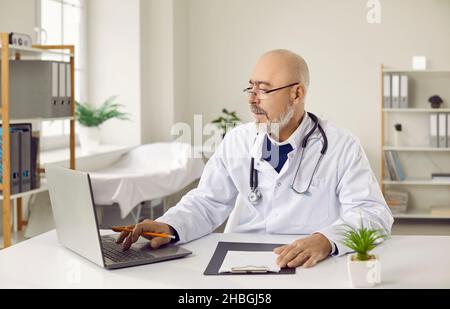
[255,49,310,91]
[248,49,310,140]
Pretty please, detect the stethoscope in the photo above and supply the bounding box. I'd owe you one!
[248,112,328,205]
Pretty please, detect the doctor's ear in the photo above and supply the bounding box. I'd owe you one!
[292,84,306,104]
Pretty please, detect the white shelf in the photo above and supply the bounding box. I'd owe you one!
[383,180,450,186]
[383,146,450,152]
[0,184,48,200]
[383,108,450,113]
[393,211,450,219]
[0,44,73,58]
[383,69,450,73]
[0,116,74,124]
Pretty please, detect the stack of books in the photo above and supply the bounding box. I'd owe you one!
[384,150,405,181]
[385,190,408,214]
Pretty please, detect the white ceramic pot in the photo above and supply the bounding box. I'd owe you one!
[347,254,381,288]
[78,126,101,154]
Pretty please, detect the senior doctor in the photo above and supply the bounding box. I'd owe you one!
[117,49,394,268]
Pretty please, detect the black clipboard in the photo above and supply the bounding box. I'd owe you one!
[203,241,296,275]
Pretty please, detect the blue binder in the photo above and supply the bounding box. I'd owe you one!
[0,127,21,194]
[13,124,32,192]
[0,123,32,194]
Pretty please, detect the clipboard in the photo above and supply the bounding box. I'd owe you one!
[203,241,296,275]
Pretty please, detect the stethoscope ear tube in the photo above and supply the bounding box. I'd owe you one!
[291,152,325,194]
[250,157,255,189]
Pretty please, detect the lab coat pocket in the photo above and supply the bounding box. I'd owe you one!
[288,178,330,227]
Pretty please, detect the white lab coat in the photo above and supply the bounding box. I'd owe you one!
[157,112,394,256]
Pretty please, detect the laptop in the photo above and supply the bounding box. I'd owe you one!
[46,164,192,270]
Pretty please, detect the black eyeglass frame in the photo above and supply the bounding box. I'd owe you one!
[243,82,300,96]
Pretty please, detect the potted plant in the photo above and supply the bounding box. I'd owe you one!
[211,108,241,138]
[428,95,444,109]
[211,108,241,137]
[75,95,129,153]
[342,223,388,288]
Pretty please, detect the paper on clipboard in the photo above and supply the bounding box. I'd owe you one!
[219,251,281,273]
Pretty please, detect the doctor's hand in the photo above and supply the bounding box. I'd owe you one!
[116,219,173,251]
[273,233,332,268]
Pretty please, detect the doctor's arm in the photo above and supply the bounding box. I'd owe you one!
[275,137,394,268]
[316,137,394,257]
[118,135,239,250]
[155,148,239,244]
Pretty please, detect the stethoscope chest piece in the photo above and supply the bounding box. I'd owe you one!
[248,188,262,205]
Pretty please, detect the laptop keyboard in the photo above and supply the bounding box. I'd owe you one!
[101,236,154,263]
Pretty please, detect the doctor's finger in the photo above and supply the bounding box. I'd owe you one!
[276,244,294,258]
[122,233,133,251]
[276,245,295,263]
[287,251,310,268]
[150,237,171,249]
[116,224,135,244]
[303,255,320,268]
[277,246,303,266]
[273,245,288,254]
[131,222,148,243]
[279,247,303,267]
[131,221,166,242]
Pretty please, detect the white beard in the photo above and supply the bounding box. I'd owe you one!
[267,104,295,141]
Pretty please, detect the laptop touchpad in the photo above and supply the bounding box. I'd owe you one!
[136,242,188,257]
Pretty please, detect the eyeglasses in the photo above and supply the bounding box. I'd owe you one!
[243,82,299,100]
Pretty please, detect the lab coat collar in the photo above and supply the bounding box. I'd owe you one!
[250,111,314,160]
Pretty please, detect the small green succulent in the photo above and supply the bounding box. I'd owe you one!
[341,222,388,261]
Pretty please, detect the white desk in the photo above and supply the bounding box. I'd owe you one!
[1,231,449,288]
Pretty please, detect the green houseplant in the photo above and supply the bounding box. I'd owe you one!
[342,222,387,288]
[211,108,241,138]
[75,95,129,153]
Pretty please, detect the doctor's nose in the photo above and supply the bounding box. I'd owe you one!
[248,95,258,105]
[247,91,260,105]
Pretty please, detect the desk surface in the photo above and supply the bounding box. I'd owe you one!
[1,231,449,288]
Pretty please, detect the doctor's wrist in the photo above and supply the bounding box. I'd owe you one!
[168,225,180,243]
[312,232,333,256]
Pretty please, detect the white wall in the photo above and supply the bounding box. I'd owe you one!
[140,0,190,143]
[184,0,450,180]
[173,0,189,125]
[87,0,141,146]
[0,0,36,40]
[140,0,175,143]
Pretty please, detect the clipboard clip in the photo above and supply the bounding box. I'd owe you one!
[230,265,270,274]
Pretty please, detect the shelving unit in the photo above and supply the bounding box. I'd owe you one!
[383,146,450,152]
[381,65,450,221]
[383,108,450,113]
[383,69,450,74]
[393,211,450,220]
[382,180,450,186]
[0,32,76,248]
